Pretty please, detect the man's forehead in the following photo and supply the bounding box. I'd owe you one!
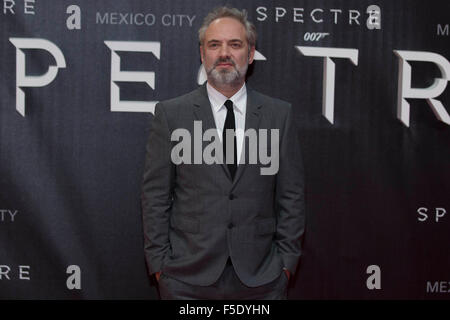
[204,17,247,40]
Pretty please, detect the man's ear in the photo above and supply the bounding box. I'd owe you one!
[248,45,256,64]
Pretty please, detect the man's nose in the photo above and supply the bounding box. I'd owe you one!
[219,44,231,58]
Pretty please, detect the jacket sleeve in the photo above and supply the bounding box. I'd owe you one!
[274,103,306,275]
[141,102,175,275]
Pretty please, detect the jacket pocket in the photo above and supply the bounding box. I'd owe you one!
[256,218,276,235]
[170,215,199,234]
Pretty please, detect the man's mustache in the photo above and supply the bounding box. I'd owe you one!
[213,58,236,68]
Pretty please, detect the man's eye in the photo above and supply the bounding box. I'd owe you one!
[231,43,241,48]
[209,43,219,48]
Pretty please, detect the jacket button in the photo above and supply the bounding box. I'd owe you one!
[229,194,235,200]
[228,223,234,229]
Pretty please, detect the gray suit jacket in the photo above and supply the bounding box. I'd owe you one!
[142,84,305,287]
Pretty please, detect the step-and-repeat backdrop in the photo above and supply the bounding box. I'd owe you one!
[1,0,449,299]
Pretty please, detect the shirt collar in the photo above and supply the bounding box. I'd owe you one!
[206,82,246,115]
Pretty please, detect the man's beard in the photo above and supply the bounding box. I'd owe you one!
[206,58,248,87]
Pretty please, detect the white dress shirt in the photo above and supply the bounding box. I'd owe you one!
[206,82,247,165]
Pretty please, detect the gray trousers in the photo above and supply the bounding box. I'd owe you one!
[158,260,288,300]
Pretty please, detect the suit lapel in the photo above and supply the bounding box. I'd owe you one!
[192,85,232,180]
[232,88,262,188]
[192,84,216,131]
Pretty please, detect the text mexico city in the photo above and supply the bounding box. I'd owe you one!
[170,121,279,175]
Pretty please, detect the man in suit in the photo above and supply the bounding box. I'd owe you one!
[142,6,305,299]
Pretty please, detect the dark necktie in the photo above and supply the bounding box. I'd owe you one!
[223,100,237,179]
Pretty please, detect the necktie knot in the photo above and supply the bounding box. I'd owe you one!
[224,100,233,112]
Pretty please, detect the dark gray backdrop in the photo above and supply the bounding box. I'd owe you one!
[1,0,449,299]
